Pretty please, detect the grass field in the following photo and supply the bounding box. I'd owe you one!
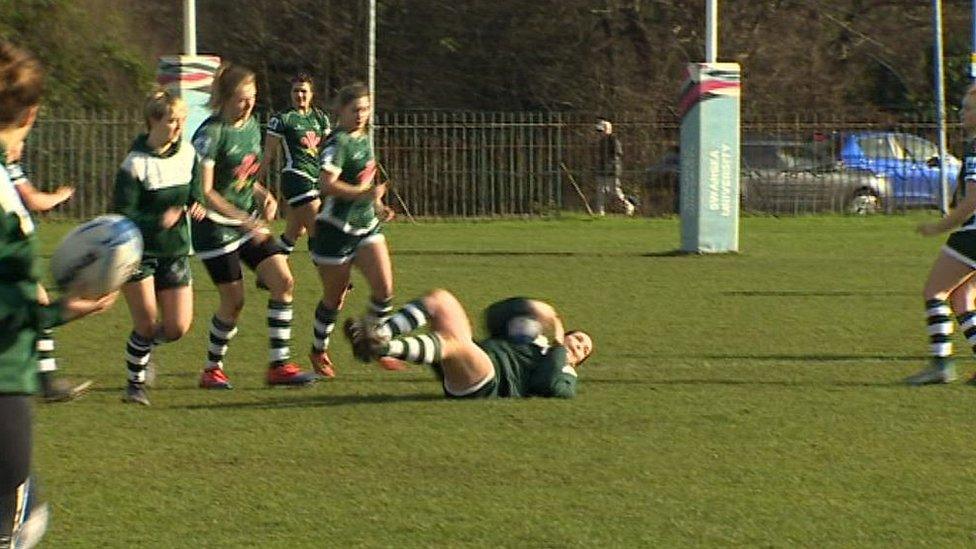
[28,214,976,547]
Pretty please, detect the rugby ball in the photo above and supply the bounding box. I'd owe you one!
[50,214,143,298]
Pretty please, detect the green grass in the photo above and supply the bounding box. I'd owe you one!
[29,213,976,547]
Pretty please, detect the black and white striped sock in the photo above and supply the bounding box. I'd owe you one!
[375,299,430,340]
[367,296,393,325]
[312,302,337,353]
[207,316,238,370]
[381,334,443,365]
[125,331,153,384]
[37,329,56,374]
[268,300,293,367]
[926,298,953,359]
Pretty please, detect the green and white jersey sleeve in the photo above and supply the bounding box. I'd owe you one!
[317,129,379,235]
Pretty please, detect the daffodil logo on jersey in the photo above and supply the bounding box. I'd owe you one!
[301,131,321,156]
[233,154,260,191]
[357,160,377,185]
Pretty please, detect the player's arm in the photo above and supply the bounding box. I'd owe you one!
[16,182,74,212]
[9,163,73,212]
[525,300,566,344]
[540,346,578,399]
[198,162,265,232]
[918,179,976,235]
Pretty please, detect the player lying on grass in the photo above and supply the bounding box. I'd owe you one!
[5,141,91,403]
[909,83,976,385]
[344,290,592,398]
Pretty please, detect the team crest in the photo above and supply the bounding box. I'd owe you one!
[301,131,321,156]
[233,154,260,191]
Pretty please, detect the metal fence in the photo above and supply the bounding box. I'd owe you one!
[18,109,967,218]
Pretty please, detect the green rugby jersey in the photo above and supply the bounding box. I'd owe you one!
[267,107,330,181]
[318,129,379,235]
[0,144,65,395]
[191,115,262,256]
[113,134,196,258]
[477,339,578,398]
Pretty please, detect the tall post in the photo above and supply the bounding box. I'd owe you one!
[184,0,197,56]
[368,0,376,147]
[934,0,950,215]
[705,0,717,64]
[971,0,976,79]
[160,0,217,142]
[678,0,740,253]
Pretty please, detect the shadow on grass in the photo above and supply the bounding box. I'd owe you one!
[723,290,912,297]
[583,378,905,388]
[171,392,442,411]
[615,352,923,362]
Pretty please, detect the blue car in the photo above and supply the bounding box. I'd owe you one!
[839,132,961,207]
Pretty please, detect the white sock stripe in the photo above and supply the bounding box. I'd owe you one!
[405,305,426,327]
[36,339,54,352]
[391,315,413,334]
[405,337,420,360]
[268,327,292,340]
[208,343,229,356]
[206,360,223,370]
[928,322,954,336]
[375,325,392,340]
[269,347,291,361]
[128,369,146,383]
[961,317,976,331]
[931,342,953,357]
[927,305,953,317]
[37,358,57,372]
[418,335,435,363]
[313,319,336,335]
[388,340,405,356]
[267,308,294,321]
[210,323,238,340]
[125,352,151,366]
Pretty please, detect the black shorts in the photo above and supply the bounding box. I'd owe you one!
[0,395,30,494]
[201,237,285,285]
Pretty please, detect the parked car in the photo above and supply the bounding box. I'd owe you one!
[838,131,960,208]
[645,138,893,215]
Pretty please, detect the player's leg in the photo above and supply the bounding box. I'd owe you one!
[352,234,393,326]
[34,284,91,403]
[281,197,320,253]
[308,222,362,377]
[198,251,246,390]
[349,289,496,395]
[0,395,47,549]
[246,238,317,386]
[310,262,353,377]
[120,276,159,405]
[907,248,976,385]
[154,257,194,343]
[949,276,976,385]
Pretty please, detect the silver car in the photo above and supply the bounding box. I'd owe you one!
[740,140,893,215]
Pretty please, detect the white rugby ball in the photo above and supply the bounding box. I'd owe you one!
[50,214,143,298]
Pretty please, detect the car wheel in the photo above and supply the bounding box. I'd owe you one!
[848,189,880,215]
